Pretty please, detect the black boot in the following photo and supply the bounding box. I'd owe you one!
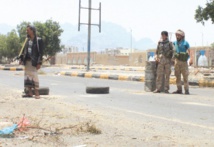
[172,90,183,94]
[165,90,169,94]
[185,90,190,95]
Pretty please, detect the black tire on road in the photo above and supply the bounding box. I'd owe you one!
[25,87,49,95]
[86,87,110,94]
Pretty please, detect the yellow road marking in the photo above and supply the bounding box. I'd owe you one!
[85,73,93,78]
[60,72,66,75]
[118,75,129,81]
[100,74,109,79]
[71,72,78,76]
[10,67,16,71]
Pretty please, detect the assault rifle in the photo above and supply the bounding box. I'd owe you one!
[13,38,28,62]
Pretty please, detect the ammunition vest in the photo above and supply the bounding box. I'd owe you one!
[174,42,189,62]
[174,52,189,62]
[157,41,173,59]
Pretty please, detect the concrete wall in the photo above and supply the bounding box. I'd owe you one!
[67,52,97,65]
[95,54,129,65]
[95,54,109,65]
[115,56,129,65]
[190,47,212,67]
[129,52,147,66]
[55,47,213,67]
[55,53,67,65]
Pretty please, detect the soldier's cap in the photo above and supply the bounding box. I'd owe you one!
[176,29,185,37]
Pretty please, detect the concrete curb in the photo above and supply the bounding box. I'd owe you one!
[60,71,145,82]
[70,67,144,72]
[169,78,200,86]
[60,71,214,87]
[0,67,24,71]
[198,77,214,87]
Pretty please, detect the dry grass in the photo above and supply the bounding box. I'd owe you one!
[9,115,102,146]
[86,124,102,135]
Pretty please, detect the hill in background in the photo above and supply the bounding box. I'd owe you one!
[0,22,157,51]
[61,22,157,51]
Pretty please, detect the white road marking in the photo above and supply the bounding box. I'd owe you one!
[181,102,214,107]
[109,107,214,131]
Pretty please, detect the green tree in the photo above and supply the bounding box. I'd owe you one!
[17,21,30,43]
[0,30,20,62]
[195,0,214,25]
[211,42,214,49]
[17,19,64,58]
[0,34,7,61]
[5,30,21,60]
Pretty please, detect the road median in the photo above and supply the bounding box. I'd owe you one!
[70,66,144,72]
[0,66,24,71]
[60,71,214,88]
[60,71,145,82]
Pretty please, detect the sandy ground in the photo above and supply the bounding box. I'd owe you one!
[0,86,102,147]
[0,84,214,147]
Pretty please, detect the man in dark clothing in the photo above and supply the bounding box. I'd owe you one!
[20,25,43,99]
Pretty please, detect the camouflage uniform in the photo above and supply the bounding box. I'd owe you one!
[174,59,189,91]
[173,39,190,93]
[155,40,174,91]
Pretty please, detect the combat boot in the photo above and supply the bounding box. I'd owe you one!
[185,90,190,95]
[172,90,183,94]
[165,90,169,94]
[153,89,161,93]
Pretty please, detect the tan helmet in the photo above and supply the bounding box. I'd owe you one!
[176,29,185,37]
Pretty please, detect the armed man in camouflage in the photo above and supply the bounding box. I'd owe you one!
[154,31,174,93]
[173,30,193,95]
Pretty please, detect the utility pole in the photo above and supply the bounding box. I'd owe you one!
[78,0,101,71]
[87,0,92,71]
[202,32,204,46]
[169,32,174,41]
[130,29,133,53]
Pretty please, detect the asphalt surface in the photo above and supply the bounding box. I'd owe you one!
[0,69,214,146]
[42,66,146,76]
[1,69,213,124]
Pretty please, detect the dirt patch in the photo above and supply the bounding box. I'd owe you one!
[0,87,101,147]
[0,85,213,147]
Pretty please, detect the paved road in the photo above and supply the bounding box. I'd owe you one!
[0,70,214,146]
[41,66,146,76]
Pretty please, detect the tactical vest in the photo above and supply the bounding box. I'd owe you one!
[174,42,189,62]
[157,41,173,59]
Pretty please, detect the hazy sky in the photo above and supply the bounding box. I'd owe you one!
[0,0,213,46]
